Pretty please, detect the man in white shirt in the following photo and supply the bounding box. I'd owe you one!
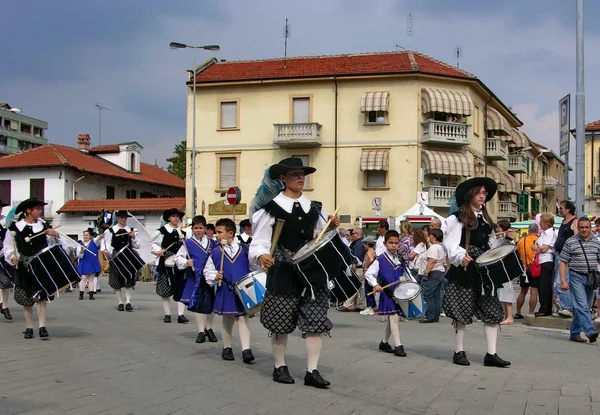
[375,220,389,256]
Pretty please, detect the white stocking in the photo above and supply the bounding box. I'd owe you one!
[115,289,124,305]
[93,276,99,292]
[272,333,287,368]
[124,288,132,304]
[237,316,250,350]
[1,288,9,308]
[484,323,498,355]
[206,313,214,329]
[389,314,401,347]
[24,306,34,328]
[455,323,466,353]
[195,314,205,332]
[305,334,322,372]
[222,316,235,348]
[37,301,47,328]
[162,297,171,315]
[177,302,185,316]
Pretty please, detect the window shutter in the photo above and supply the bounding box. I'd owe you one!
[0,180,10,204]
[219,157,237,188]
[293,98,310,123]
[220,102,237,129]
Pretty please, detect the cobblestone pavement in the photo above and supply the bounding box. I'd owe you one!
[1,279,599,415]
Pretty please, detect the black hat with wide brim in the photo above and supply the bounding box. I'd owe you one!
[162,208,185,223]
[114,210,132,218]
[15,198,47,215]
[269,157,316,180]
[455,177,497,206]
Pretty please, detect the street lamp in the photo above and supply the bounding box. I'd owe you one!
[170,41,220,217]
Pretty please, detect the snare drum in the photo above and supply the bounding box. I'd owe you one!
[110,245,145,285]
[328,267,362,303]
[26,245,82,297]
[475,245,524,287]
[234,271,267,316]
[392,281,424,319]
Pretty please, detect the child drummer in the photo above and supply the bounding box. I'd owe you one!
[77,228,102,300]
[364,229,408,357]
[203,218,254,363]
[174,215,218,344]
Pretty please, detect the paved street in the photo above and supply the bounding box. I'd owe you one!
[1,279,600,415]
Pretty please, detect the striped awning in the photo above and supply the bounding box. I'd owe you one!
[508,128,525,148]
[421,88,473,116]
[360,149,389,171]
[421,150,472,176]
[502,172,519,194]
[487,165,505,185]
[360,92,389,112]
[486,107,511,136]
[488,165,519,194]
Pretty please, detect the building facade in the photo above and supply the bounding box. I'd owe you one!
[0,103,48,155]
[584,120,600,217]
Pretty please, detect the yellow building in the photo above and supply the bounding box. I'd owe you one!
[184,51,532,226]
[584,120,600,217]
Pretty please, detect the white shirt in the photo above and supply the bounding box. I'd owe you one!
[375,235,386,256]
[76,235,103,258]
[101,224,140,256]
[248,192,327,266]
[150,223,184,255]
[443,214,500,267]
[425,244,447,273]
[203,239,241,287]
[174,235,209,270]
[410,242,427,271]
[537,227,557,264]
[364,251,402,287]
[3,219,67,263]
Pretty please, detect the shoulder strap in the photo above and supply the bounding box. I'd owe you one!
[577,239,592,272]
[523,235,529,267]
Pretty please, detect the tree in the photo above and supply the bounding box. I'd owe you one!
[167,140,186,179]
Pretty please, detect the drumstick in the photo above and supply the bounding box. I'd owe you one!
[489,230,514,237]
[10,231,18,270]
[269,219,285,257]
[24,225,62,243]
[157,241,177,256]
[367,278,405,296]
[314,206,340,245]
[464,229,471,271]
[115,229,137,237]
[179,234,194,271]
[218,239,227,287]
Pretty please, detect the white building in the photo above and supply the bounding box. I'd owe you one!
[0,134,185,240]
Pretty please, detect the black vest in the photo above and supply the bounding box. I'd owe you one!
[109,227,131,251]
[157,226,185,271]
[263,199,321,254]
[555,218,575,254]
[9,221,50,257]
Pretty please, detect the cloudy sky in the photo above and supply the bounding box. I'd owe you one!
[1,0,599,170]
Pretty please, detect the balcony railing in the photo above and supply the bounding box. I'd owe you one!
[523,173,536,188]
[498,201,518,219]
[421,120,471,146]
[508,155,527,174]
[486,138,508,161]
[422,186,454,208]
[542,176,559,190]
[12,200,54,218]
[273,123,322,148]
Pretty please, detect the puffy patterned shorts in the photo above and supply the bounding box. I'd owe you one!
[442,282,504,326]
[260,288,333,335]
[155,273,174,298]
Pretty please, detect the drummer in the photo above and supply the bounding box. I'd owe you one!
[442,177,511,368]
[3,198,63,339]
[77,228,102,301]
[101,210,140,312]
[249,157,339,388]
[150,208,188,324]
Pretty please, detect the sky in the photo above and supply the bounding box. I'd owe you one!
[1,0,599,171]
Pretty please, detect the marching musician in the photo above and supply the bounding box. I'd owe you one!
[150,208,188,324]
[3,198,63,339]
[365,229,408,357]
[236,219,253,246]
[203,218,254,363]
[249,157,339,388]
[0,200,14,320]
[174,215,218,344]
[102,210,140,312]
[77,228,102,300]
[442,177,511,368]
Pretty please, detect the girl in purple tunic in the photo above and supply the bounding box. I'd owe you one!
[77,228,102,300]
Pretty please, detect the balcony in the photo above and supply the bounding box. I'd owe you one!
[422,186,454,208]
[486,138,508,161]
[273,123,322,148]
[508,155,527,174]
[421,120,471,146]
[498,201,518,219]
[0,126,47,145]
[12,200,54,218]
[523,172,536,188]
[542,176,559,190]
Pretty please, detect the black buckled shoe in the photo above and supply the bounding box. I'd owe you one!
[3,307,12,320]
[164,315,171,323]
[89,292,95,300]
[0,302,4,315]
[378,340,393,353]
[177,315,189,324]
[117,304,124,312]
[453,351,470,366]
[24,328,34,339]
[484,353,511,367]
[196,331,206,343]
[39,327,49,338]
[272,366,295,384]
[125,303,133,312]
[242,349,255,364]
[205,329,218,342]
[304,370,330,389]
[221,347,234,361]
[394,345,407,357]
[79,291,84,300]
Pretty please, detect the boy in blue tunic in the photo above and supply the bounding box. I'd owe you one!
[77,228,102,300]
[174,215,218,344]
[203,218,254,363]
[365,230,408,357]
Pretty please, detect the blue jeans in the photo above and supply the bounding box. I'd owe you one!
[568,271,596,339]
[422,271,445,322]
[554,255,573,312]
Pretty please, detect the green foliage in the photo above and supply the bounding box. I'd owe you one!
[167,140,186,179]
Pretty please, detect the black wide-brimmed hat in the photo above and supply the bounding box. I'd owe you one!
[162,208,185,223]
[269,157,316,180]
[455,177,497,206]
[15,198,47,215]
[114,210,132,218]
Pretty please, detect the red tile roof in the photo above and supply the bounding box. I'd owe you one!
[89,144,120,154]
[57,197,186,213]
[586,120,600,131]
[0,145,184,188]
[194,51,474,83]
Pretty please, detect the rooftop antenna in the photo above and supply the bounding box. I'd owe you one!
[283,18,290,67]
[95,103,110,145]
[455,47,462,68]
[396,44,406,51]
[406,13,413,50]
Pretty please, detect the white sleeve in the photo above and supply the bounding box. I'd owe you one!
[76,244,84,258]
[174,244,189,270]
[150,230,163,254]
[203,256,218,287]
[364,258,380,287]
[101,230,112,255]
[3,230,17,265]
[93,235,103,247]
[313,207,328,237]
[248,209,275,265]
[443,215,466,267]
[130,234,141,249]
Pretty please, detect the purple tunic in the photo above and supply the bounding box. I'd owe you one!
[210,246,250,317]
[186,238,214,314]
[376,253,403,316]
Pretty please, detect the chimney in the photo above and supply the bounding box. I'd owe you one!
[77,134,91,152]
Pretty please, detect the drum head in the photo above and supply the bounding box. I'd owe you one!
[475,245,516,266]
[393,282,421,301]
[291,230,338,263]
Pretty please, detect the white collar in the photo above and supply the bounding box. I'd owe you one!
[163,223,180,233]
[113,224,128,232]
[240,233,251,242]
[15,218,45,232]
[273,192,312,214]
[192,235,208,248]
[383,250,400,264]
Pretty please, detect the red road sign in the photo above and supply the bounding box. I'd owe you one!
[226,187,241,205]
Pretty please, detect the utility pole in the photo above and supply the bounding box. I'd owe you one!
[575,0,585,215]
[95,104,110,145]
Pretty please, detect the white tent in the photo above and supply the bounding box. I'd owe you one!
[397,203,445,222]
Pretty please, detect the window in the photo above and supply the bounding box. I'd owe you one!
[219,101,239,130]
[366,111,387,124]
[30,178,44,201]
[0,180,10,204]
[473,105,480,136]
[292,97,311,123]
[291,154,312,189]
[432,177,449,187]
[216,154,239,190]
[0,137,6,146]
[365,171,387,188]
[126,190,137,199]
[130,153,136,172]
[106,186,115,199]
